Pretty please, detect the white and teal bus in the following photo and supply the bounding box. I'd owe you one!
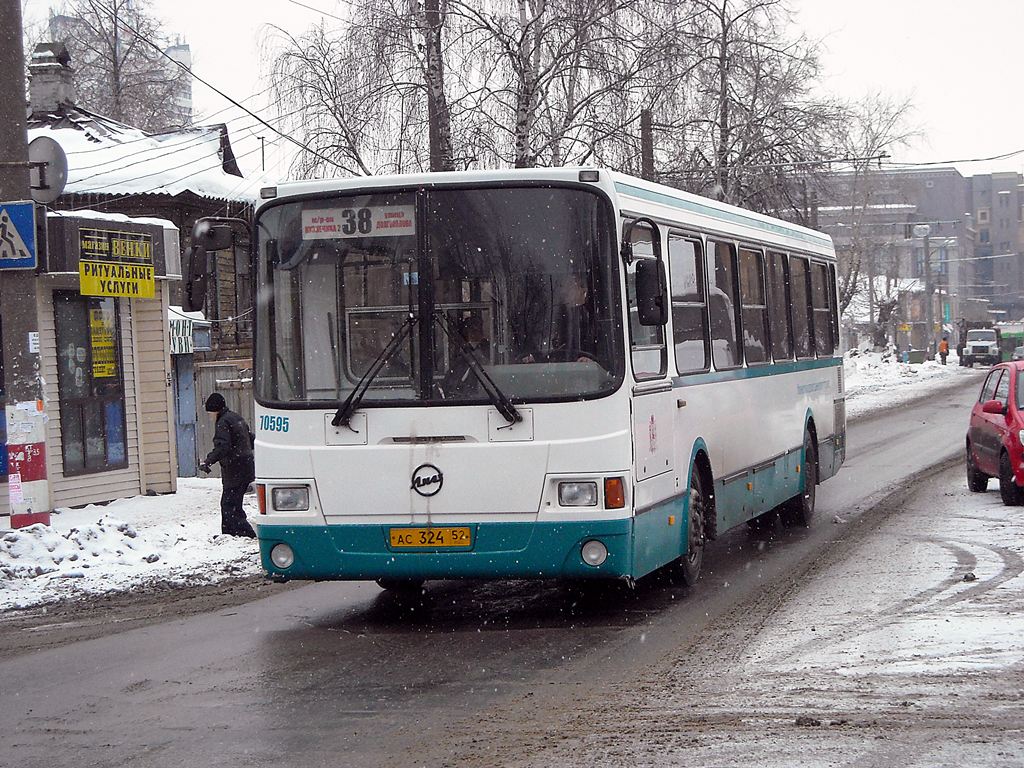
[187,168,844,589]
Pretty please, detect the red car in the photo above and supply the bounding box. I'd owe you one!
[966,361,1024,505]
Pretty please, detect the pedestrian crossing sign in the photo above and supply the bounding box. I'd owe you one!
[0,201,38,270]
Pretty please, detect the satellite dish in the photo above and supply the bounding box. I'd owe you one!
[28,136,68,204]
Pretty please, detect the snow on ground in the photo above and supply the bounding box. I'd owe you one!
[0,351,982,612]
[473,474,1024,767]
[843,349,978,419]
[0,478,260,611]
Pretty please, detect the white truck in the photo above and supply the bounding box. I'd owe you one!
[960,328,1001,367]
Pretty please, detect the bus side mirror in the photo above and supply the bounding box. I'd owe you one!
[193,219,233,251]
[620,216,662,266]
[636,258,667,326]
[183,244,208,313]
[184,216,249,312]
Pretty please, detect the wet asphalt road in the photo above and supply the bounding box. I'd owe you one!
[0,376,983,768]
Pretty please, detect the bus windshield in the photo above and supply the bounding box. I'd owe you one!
[255,185,623,406]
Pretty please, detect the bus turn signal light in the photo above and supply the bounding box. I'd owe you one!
[605,477,625,509]
[257,484,267,515]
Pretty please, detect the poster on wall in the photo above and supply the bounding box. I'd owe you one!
[78,228,155,299]
[89,308,117,378]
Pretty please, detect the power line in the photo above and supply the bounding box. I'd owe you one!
[168,305,254,323]
[68,97,297,176]
[93,0,345,172]
[285,0,348,22]
[68,102,308,187]
[66,132,279,211]
[64,81,281,157]
[882,147,1024,168]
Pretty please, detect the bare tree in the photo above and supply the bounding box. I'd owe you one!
[821,95,917,315]
[47,0,191,131]
[450,0,688,169]
[268,0,461,177]
[651,0,844,218]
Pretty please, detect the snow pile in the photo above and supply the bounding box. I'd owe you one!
[0,478,259,611]
[843,349,975,419]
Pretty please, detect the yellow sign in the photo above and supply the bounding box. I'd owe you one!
[78,228,155,298]
[89,308,117,378]
[79,261,155,298]
[898,323,911,332]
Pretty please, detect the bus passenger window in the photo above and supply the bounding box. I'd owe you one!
[767,251,793,360]
[738,248,769,364]
[626,225,667,379]
[789,256,813,359]
[669,235,709,373]
[708,240,741,369]
[810,262,834,356]
[828,263,840,352]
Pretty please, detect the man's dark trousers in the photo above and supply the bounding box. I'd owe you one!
[221,476,255,537]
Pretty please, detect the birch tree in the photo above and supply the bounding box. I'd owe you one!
[824,95,916,315]
[269,0,460,176]
[47,0,191,131]
[652,0,843,213]
[452,0,687,169]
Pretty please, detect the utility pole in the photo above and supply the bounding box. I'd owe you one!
[640,109,655,182]
[1,0,52,527]
[915,224,934,355]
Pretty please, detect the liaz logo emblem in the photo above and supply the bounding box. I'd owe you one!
[411,463,443,497]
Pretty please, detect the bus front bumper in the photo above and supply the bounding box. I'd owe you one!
[256,519,633,581]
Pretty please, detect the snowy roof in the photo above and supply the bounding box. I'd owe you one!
[48,208,176,230]
[27,105,252,203]
[168,305,208,323]
[818,203,917,213]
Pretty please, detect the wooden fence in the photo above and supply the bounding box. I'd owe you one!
[194,361,254,479]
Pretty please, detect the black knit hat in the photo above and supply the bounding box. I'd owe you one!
[204,392,226,412]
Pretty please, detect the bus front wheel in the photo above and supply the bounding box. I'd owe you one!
[781,435,817,528]
[376,578,425,594]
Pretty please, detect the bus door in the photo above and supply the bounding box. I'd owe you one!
[626,225,675,514]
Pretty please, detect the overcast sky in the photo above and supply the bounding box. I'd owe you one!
[25,0,1024,182]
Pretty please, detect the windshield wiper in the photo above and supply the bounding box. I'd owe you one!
[332,313,418,429]
[433,313,522,426]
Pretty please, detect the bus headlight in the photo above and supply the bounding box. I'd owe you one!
[271,486,310,512]
[581,540,608,567]
[270,543,294,569]
[558,482,598,507]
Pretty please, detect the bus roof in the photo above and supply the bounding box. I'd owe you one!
[262,167,834,257]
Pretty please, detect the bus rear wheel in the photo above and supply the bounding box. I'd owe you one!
[781,435,817,528]
[680,470,706,585]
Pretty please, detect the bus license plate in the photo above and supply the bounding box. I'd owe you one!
[389,527,472,548]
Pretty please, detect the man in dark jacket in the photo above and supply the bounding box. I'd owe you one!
[199,393,256,538]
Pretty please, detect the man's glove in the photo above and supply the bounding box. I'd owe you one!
[199,463,211,474]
